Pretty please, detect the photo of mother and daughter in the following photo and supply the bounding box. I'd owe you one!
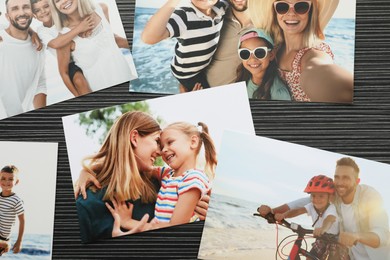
[134,0,354,103]
[71,111,216,243]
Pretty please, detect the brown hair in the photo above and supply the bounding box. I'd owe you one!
[336,157,360,178]
[82,111,161,203]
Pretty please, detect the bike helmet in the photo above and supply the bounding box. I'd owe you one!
[304,175,335,194]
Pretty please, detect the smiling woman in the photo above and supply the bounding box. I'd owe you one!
[248,0,354,103]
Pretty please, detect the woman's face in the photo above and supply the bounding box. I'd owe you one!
[274,0,310,36]
[53,0,78,15]
[240,38,273,77]
[133,131,161,172]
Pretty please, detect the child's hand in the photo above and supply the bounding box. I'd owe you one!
[313,227,325,237]
[31,32,43,51]
[191,83,203,91]
[12,240,22,254]
[0,241,10,256]
[105,198,134,230]
[274,213,285,222]
[77,15,95,36]
[74,169,102,199]
[257,205,272,217]
[111,212,149,237]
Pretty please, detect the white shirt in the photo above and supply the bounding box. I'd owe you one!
[341,203,370,260]
[0,29,46,119]
[37,25,58,57]
[305,202,339,235]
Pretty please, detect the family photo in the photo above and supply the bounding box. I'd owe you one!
[0,0,137,120]
[62,84,256,243]
[130,0,355,103]
[0,141,57,260]
[199,131,390,260]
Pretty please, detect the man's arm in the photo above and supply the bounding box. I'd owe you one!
[12,214,25,253]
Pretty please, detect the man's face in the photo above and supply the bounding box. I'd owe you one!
[229,0,248,12]
[334,165,359,199]
[6,0,33,31]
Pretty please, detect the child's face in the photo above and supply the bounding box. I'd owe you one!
[160,128,197,170]
[310,192,330,212]
[240,38,273,77]
[0,172,18,193]
[191,0,219,12]
[32,0,52,24]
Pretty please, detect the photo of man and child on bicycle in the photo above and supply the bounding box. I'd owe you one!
[198,131,390,260]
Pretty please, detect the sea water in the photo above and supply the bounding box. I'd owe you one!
[130,7,356,94]
[1,234,51,260]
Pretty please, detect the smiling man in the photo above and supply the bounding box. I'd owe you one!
[0,0,46,119]
[258,157,390,260]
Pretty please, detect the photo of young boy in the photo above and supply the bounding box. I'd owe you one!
[62,83,256,243]
[198,131,390,260]
[0,141,57,259]
[0,0,137,120]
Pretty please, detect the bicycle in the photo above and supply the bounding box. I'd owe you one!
[254,212,340,260]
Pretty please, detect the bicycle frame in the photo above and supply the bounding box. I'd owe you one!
[254,213,320,260]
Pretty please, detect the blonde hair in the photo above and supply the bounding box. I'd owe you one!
[49,0,95,30]
[163,122,217,179]
[248,0,323,47]
[82,111,161,203]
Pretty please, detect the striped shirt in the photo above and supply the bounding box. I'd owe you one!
[167,0,228,79]
[155,167,210,223]
[0,193,24,239]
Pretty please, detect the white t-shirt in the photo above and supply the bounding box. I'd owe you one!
[0,29,47,119]
[37,25,58,57]
[340,203,370,260]
[304,202,339,235]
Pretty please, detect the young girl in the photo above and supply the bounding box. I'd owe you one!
[107,122,217,231]
[141,0,228,92]
[275,175,350,260]
[236,28,291,100]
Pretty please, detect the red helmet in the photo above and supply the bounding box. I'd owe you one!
[304,175,335,194]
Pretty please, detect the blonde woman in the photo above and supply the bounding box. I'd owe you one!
[49,0,133,93]
[248,0,353,103]
[74,112,210,243]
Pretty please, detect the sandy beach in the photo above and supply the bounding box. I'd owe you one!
[199,227,313,260]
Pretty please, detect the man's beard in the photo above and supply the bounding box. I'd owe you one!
[10,15,33,31]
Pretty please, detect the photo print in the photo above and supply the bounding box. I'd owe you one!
[62,83,255,243]
[0,141,58,260]
[199,131,390,260]
[130,0,355,103]
[0,0,137,120]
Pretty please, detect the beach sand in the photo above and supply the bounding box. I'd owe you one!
[199,227,315,260]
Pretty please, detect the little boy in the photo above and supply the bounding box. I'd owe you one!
[275,175,350,260]
[31,0,93,96]
[0,165,25,256]
[142,0,228,92]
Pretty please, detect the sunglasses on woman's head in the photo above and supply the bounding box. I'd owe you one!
[274,1,312,15]
[238,47,271,61]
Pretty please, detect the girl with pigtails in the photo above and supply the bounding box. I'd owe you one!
[107,122,217,230]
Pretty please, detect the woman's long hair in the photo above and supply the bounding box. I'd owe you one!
[82,111,161,203]
[236,41,279,100]
[248,0,323,47]
[163,122,217,180]
[49,0,95,30]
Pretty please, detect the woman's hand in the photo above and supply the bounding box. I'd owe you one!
[257,205,272,217]
[74,169,101,199]
[194,194,210,220]
[274,213,286,222]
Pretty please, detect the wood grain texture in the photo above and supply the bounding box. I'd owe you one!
[0,0,389,259]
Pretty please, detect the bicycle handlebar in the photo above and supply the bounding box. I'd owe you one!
[254,212,313,236]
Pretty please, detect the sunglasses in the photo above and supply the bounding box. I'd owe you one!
[238,47,271,61]
[273,1,312,15]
